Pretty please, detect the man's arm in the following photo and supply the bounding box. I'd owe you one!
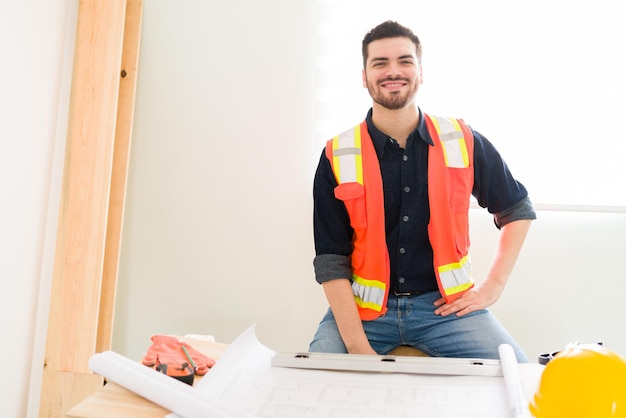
[433,218,531,317]
[313,150,376,354]
[321,278,377,354]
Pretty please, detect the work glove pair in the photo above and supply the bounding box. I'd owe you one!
[141,335,216,377]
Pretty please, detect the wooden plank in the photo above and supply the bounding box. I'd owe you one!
[41,373,104,418]
[39,1,128,417]
[65,382,171,418]
[97,0,144,354]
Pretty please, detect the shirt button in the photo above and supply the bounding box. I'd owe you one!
[404,186,411,193]
[402,215,409,222]
[399,277,405,284]
[399,248,406,254]
[403,155,408,162]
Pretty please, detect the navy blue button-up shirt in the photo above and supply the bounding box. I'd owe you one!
[313,108,534,294]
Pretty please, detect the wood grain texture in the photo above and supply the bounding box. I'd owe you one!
[98,0,144,355]
[39,0,131,416]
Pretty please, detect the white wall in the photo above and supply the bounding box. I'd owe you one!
[111,0,326,358]
[113,0,626,366]
[1,1,74,417]
[472,209,626,361]
[3,1,625,416]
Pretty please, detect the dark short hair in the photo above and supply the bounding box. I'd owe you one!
[362,21,422,68]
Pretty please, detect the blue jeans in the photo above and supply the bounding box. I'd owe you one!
[309,291,529,362]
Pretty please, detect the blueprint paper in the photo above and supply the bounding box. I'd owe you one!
[88,351,252,418]
[169,324,517,418]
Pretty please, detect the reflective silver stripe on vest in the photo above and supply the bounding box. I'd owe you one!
[429,115,470,168]
[352,275,385,312]
[331,125,363,185]
[438,255,473,296]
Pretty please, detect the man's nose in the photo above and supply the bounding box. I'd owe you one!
[385,63,402,77]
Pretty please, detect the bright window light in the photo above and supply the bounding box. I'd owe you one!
[314,0,626,210]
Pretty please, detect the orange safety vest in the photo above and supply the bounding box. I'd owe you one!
[325,114,475,320]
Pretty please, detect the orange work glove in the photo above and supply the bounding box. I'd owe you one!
[141,335,216,375]
[178,341,216,375]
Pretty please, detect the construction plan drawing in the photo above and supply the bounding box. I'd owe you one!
[164,325,543,418]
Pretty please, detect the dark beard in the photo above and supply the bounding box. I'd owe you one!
[372,91,410,110]
[366,77,416,110]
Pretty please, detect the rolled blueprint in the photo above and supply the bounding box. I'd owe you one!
[498,344,531,418]
[89,350,253,418]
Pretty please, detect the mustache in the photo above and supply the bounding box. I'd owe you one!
[378,77,411,84]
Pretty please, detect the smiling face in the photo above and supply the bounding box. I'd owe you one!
[362,37,423,110]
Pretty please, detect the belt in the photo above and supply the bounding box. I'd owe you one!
[392,290,427,297]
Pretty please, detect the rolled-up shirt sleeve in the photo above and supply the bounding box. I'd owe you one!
[493,196,537,229]
[313,254,352,284]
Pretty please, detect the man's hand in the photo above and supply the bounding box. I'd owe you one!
[322,279,378,354]
[434,219,531,317]
[433,281,503,317]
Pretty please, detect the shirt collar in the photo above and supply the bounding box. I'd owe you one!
[365,108,434,157]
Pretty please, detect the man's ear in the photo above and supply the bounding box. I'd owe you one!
[362,69,367,88]
[419,65,424,84]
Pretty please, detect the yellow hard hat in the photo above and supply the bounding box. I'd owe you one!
[529,344,626,417]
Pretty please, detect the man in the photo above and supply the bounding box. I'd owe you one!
[308,20,535,362]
